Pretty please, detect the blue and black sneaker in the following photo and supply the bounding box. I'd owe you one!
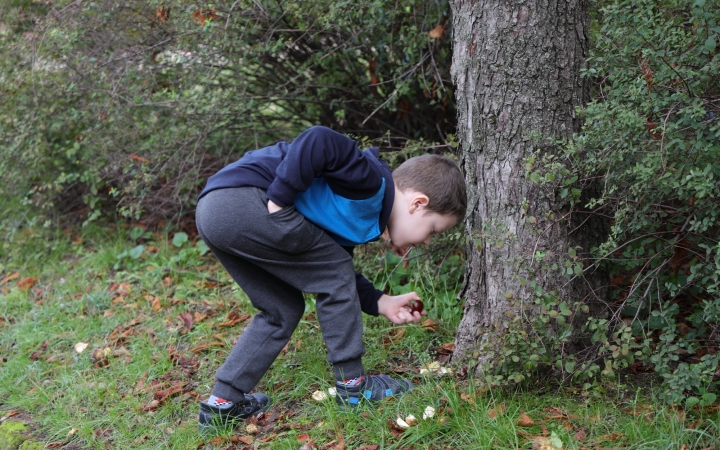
[335,374,412,409]
[198,393,270,435]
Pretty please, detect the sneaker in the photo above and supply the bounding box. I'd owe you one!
[198,393,270,435]
[335,374,412,409]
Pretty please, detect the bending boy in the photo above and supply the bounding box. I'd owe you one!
[195,126,466,432]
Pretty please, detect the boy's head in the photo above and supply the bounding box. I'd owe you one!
[387,154,467,248]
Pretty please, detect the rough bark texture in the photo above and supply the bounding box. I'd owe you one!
[450,0,604,370]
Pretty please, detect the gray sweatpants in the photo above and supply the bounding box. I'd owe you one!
[195,186,366,402]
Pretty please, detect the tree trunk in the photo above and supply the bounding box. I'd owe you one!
[449,0,605,374]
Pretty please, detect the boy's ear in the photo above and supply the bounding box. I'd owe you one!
[409,193,430,213]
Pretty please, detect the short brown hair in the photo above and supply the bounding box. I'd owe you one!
[392,154,467,220]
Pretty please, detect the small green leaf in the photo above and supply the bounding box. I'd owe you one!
[564,361,576,372]
[686,396,700,408]
[705,36,716,52]
[550,431,563,448]
[701,392,717,405]
[129,245,144,259]
[172,232,189,247]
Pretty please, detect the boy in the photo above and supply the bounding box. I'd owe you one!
[195,126,466,433]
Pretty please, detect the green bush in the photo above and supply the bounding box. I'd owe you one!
[526,0,720,403]
[0,0,453,225]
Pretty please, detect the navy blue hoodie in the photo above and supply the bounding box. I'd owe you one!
[199,126,394,316]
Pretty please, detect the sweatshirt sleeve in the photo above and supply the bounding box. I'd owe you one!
[266,126,383,207]
[355,273,383,316]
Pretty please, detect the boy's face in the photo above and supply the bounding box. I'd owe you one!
[387,189,458,248]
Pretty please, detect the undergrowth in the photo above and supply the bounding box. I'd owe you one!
[0,224,717,449]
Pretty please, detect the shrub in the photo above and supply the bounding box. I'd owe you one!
[525,0,719,404]
[0,0,454,225]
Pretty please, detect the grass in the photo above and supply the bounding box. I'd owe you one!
[0,223,718,449]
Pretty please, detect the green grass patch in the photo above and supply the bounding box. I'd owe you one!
[0,225,717,449]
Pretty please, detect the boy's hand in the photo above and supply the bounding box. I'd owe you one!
[377,292,427,325]
[267,199,284,213]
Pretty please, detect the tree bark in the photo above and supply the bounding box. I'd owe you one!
[449,0,605,373]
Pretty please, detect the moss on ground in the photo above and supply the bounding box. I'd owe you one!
[0,421,42,450]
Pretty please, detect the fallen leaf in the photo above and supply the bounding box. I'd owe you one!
[387,419,406,437]
[461,392,475,405]
[421,318,439,332]
[29,340,49,361]
[297,433,312,443]
[151,296,162,312]
[18,277,38,290]
[356,446,380,450]
[46,442,69,449]
[141,399,160,412]
[178,312,193,331]
[386,327,406,343]
[0,410,20,421]
[574,428,586,441]
[218,311,251,328]
[234,435,253,445]
[517,412,535,427]
[258,433,277,443]
[189,342,224,354]
[437,342,455,353]
[0,272,20,285]
[117,282,132,295]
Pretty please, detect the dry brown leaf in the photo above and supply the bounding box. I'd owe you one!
[460,392,475,405]
[117,282,132,295]
[517,412,535,427]
[387,327,406,343]
[189,342,224,354]
[0,272,19,285]
[193,312,207,323]
[18,277,38,290]
[574,428,586,441]
[437,342,455,353]
[218,311,251,328]
[428,25,444,39]
[0,410,20,421]
[488,403,507,419]
[151,296,162,312]
[233,435,253,445]
[178,312,193,331]
[191,8,218,26]
[155,3,170,23]
[421,318,438,332]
